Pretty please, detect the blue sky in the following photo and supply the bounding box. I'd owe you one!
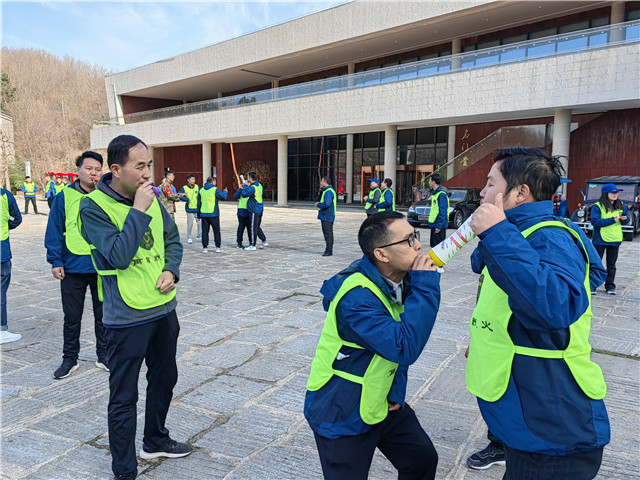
[2,1,346,73]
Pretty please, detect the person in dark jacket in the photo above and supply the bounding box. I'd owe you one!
[44,175,56,208]
[79,135,190,480]
[305,211,441,480]
[363,178,381,215]
[197,176,228,253]
[1,188,22,344]
[314,176,336,256]
[376,178,395,212]
[427,173,449,247]
[233,187,250,249]
[241,171,268,250]
[464,147,609,479]
[45,151,108,379]
[177,174,201,244]
[21,176,38,214]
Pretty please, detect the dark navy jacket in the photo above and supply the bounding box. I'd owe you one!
[427,186,449,230]
[1,189,22,263]
[241,182,264,214]
[590,203,630,246]
[317,186,335,222]
[178,184,199,213]
[79,173,182,327]
[233,189,249,217]
[470,200,609,455]
[45,181,95,273]
[197,183,227,218]
[304,255,441,439]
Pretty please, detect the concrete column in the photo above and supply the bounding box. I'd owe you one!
[202,141,212,185]
[384,125,397,189]
[451,38,462,70]
[277,135,288,207]
[147,146,155,184]
[346,134,354,204]
[447,126,456,181]
[112,84,124,125]
[347,63,356,89]
[610,2,626,42]
[551,109,572,199]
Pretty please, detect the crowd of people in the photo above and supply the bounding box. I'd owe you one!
[0,139,630,480]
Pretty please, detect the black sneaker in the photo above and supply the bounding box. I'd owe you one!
[466,442,506,470]
[113,475,136,480]
[53,361,79,379]
[140,439,192,460]
[236,244,245,249]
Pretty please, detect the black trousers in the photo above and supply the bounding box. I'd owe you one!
[313,404,438,480]
[201,216,221,248]
[106,310,179,477]
[236,215,251,245]
[321,220,334,254]
[47,197,54,208]
[594,244,619,291]
[503,445,603,480]
[249,212,266,246]
[24,196,37,214]
[60,273,106,361]
[429,228,446,248]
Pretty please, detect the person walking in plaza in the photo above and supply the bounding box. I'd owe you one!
[427,173,448,248]
[363,178,381,216]
[21,176,38,214]
[242,171,268,251]
[45,151,108,379]
[177,174,201,244]
[233,185,250,249]
[159,170,181,220]
[305,211,441,480]
[79,135,190,480]
[54,176,65,195]
[197,176,227,253]
[589,183,629,296]
[464,147,609,479]
[1,188,23,344]
[377,178,396,212]
[314,176,336,257]
[44,175,56,209]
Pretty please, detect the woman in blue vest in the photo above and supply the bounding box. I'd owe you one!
[590,183,629,295]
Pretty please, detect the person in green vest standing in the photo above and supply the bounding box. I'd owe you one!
[376,177,396,212]
[1,187,22,344]
[314,176,336,256]
[589,183,629,295]
[233,184,251,249]
[363,178,381,216]
[45,151,108,379]
[427,173,449,248]
[44,175,56,209]
[21,176,38,214]
[177,174,201,244]
[197,176,228,253]
[305,211,441,479]
[242,171,268,251]
[54,176,66,195]
[79,135,190,480]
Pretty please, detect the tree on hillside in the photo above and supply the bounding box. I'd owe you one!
[1,73,18,113]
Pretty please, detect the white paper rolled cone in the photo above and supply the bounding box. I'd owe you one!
[427,215,476,266]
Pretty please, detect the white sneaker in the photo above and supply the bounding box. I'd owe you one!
[187,238,193,244]
[245,245,257,251]
[196,236,201,241]
[0,330,22,344]
[215,248,223,253]
[202,248,208,253]
[260,241,269,249]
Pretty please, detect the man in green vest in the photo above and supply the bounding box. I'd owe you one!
[44,175,56,209]
[21,176,38,214]
[177,174,201,244]
[79,135,190,480]
[314,176,336,256]
[241,171,268,250]
[427,173,449,248]
[464,147,609,478]
[197,176,228,253]
[363,178,381,216]
[377,177,396,212]
[305,211,441,479]
[45,151,108,379]
[54,176,66,195]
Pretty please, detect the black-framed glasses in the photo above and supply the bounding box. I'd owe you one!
[378,230,420,249]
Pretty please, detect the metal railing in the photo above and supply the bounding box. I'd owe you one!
[95,20,640,127]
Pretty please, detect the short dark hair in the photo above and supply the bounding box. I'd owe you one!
[165,170,174,175]
[358,211,405,263]
[25,176,31,179]
[383,178,392,188]
[430,173,441,185]
[76,150,103,167]
[186,174,195,180]
[206,176,214,183]
[493,147,564,202]
[107,135,147,167]
[248,171,257,181]
[321,176,331,184]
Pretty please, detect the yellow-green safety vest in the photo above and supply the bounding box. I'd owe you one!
[1,193,8,241]
[251,183,263,204]
[378,188,395,212]
[183,184,199,210]
[238,194,249,210]
[364,188,381,211]
[63,188,91,255]
[319,187,337,216]
[199,187,218,214]
[428,190,449,224]
[594,202,623,243]
[23,183,36,196]
[54,183,65,195]
[86,189,176,310]
[466,221,606,402]
[307,272,404,425]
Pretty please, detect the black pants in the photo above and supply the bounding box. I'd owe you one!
[236,215,251,245]
[429,228,446,248]
[313,404,438,480]
[594,244,619,291]
[503,445,603,480]
[321,221,334,254]
[249,212,266,246]
[47,197,54,209]
[201,216,221,248]
[60,273,106,362]
[106,310,179,477]
[24,196,37,214]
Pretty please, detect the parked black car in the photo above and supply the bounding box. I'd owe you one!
[569,176,640,241]
[408,187,482,229]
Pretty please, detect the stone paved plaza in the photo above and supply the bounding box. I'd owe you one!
[1,199,639,480]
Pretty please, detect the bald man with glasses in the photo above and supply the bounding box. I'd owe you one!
[305,211,441,479]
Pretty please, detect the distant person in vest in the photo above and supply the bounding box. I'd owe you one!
[363,178,381,215]
[159,170,181,220]
[1,188,23,344]
[197,176,227,253]
[314,176,336,256]
[427,173,449,248]
[242,171,268,251]
[233,183,251,249]
[54,176,66,195]
[589,183,629,296]
[377,177,396,212]
[464,147,609,479]
[305,211,441,480]
[45,151,108,380]
[44,175,56,208]
[177,174,201,244]
[79,135,190,480]
[21,176,38,214]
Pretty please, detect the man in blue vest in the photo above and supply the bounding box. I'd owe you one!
[305,211,441,479]
[1,187,22,344]
[21,176,38,214]
[242,171,268,251]
[45,151,108,379]
[79,135,190,480]
[177,174,201,244]
[197,176,228,253]
[464,147,609,478]
[314,176,336,256]
[427,173,448,248]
